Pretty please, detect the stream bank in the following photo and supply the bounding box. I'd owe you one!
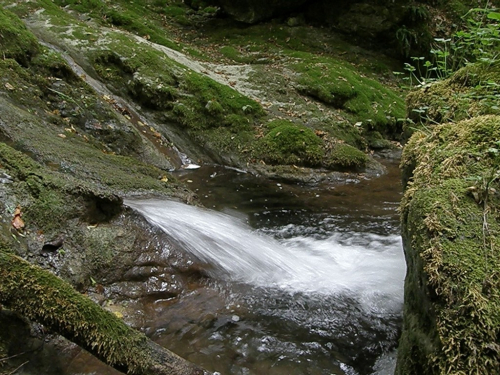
[396,59,500,374]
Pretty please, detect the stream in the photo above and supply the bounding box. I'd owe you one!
[124,161,404,375]
[29,40,405,375]
[37,159,404,375]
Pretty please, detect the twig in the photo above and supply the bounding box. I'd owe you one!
[7,360,29,375]
[0,352,27,362]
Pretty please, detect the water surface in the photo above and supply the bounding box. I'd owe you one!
[123,160,405,375]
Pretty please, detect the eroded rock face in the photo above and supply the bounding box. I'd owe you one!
[196,0,434,57]
[309,1,406,38]
[199,0,309,23]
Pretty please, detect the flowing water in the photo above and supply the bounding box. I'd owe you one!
[14,40,405,374]
[122,161,405,375]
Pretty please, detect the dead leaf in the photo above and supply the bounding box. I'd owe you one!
[315,130,327,137]
[5,82,14,91]
[12,206,25,230]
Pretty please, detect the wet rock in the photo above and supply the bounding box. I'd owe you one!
[0,172,13,184]
[41,235,65,253]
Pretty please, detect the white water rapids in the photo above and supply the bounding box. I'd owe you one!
[125,198,405,314]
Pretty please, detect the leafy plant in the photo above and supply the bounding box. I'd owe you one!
[400,5,499,87]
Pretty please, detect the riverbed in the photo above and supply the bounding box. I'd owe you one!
[60,159,404,375]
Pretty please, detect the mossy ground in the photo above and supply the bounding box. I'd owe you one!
[398,115,500,374]
[2,0,406,173]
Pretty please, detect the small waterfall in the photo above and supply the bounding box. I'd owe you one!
[125,198,405,312]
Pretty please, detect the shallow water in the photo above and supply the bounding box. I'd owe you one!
[121,160,405,375]
[41,160,404,375]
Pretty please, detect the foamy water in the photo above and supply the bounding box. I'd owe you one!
[125,198,405,313]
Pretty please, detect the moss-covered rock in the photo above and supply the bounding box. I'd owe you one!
[294,56,405,136]
[255,120,324,167]
[405,61,500,138]
[397,115,500,375]
[0,251,207,375]
[324,143,368,170]
[0,7,39,64]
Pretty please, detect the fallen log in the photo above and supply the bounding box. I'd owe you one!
[0,250,209,375]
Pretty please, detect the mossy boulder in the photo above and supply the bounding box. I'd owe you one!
[364,131,394,150]
[405,61,500,138]
[294,57,405,137]
[254,120,369,170]
[255,120,324,167]
[397,115,500,375]
[324,143,368,170]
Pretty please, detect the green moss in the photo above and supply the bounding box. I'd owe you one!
[0,142,124,232]
[84,25,264,133]
[324,143,368,169]
[24,175,72,232]
[0,251,152,371]
[405,61,500,138]
[397,115,500,375]
[0,7,40,64]
[219,46,255,64]
[255,120,324,167]
[164,5,187,17]
[365,131,394,150]
[295,57,405,135]
[51,0,182,49]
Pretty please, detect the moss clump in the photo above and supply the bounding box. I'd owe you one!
[397,115,500,375]
[178,72,265,129]
[405,61,500,138]
[255,120,324,167]
[0,251,205,374]
[365,130,394,150]
[324,143,368,169]
[294,57,405,135]
[0,142,124,232]
[0,7,40,64]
